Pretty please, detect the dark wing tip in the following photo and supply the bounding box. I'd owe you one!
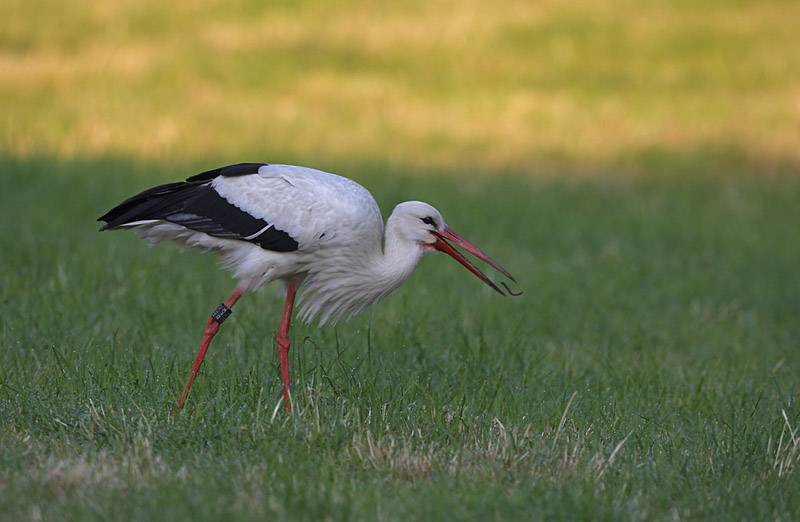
[186,163,269,182]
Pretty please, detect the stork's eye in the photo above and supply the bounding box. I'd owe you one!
[420,216,436,226]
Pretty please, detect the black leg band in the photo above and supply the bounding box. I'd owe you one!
[211,303,233,324]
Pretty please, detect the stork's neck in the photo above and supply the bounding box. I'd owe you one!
[296,205,433,325]
[370,213,428,293]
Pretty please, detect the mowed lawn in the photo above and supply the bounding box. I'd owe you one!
[2,0,800,520]
[1,157,798,520]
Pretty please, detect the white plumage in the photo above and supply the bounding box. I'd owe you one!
[99,163,517,410]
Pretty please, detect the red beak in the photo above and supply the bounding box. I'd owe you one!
[429,227,518,296]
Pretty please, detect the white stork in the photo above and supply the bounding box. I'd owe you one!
[99,163,519,411]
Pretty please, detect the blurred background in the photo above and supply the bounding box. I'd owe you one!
[3,0,799,177]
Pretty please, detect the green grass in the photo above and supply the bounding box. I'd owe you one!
[1,156,799,520]
[3,0,800,518]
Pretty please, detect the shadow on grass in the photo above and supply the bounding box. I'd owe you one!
[1,151,799,520]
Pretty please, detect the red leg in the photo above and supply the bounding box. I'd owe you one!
[277,284,298,411]
[176,287,243,410]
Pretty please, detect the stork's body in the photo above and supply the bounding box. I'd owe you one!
[99,163,516,410]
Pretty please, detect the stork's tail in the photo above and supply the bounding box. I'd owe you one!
[98,181,204,231]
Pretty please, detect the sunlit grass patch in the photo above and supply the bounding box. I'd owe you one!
[2,0,799,172]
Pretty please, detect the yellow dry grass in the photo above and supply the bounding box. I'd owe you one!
[2,0,799,172]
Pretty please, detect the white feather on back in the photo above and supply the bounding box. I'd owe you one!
[212,165,383,252]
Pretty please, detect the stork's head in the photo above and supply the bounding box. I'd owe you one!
[391,201,518,296]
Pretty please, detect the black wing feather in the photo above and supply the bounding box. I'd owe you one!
[98,166,298,252]
[186,163,268,183]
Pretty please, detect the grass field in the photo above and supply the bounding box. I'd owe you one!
[2,0,800,520]
[2,157,799,520]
